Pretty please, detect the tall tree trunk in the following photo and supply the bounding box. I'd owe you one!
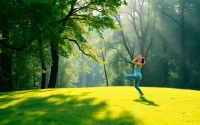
[0,53,12,91]
[102,51,109,86]
[33,67,36,89]
[0,46,2,91]
[41,63,46,89]
[0,30,13,92]
[47,2,75,88]
[180,0,187,87]
[163,37,168,86]
[140,38,145,56]
[48,42,59,88]
[38,39,46,89]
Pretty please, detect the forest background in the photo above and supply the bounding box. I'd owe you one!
[0,0,200,92]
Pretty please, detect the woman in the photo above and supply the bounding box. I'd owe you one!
[126,54,145,97]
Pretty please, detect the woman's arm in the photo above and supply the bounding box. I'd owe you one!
[131,57,138,65]
[131,54,142,67]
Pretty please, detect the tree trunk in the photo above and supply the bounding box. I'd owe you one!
[163,37,168,86]
[0,30,13,92]
[41,63,46,89]
[33,67,36,89]
[0,48,2,91]
[180,0,187,87]
[48,42,59,88]
[115,14,134,73]
[38,39,46,89]
[0,53,12,92]
[102,51,109,86]
[47,2,78,88]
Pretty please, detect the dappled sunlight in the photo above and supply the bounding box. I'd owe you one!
[0,98,26,109]
[46,97,65,105]
[0,88,142,125]
[26,111,46,116]
[1,119,9,125]
[94,110,110,120]
[0,90,62,109]
[0,91,28,99]
[0,87,200,125]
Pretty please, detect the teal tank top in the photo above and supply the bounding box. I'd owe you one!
[134,65,142,79]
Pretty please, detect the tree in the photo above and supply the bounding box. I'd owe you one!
[48,0,127,88]
[0,0,59,91]
[124,0,156,60]
[157,0,188,87]
[0,0,127,91]
[113,0,157,86]
[115,13,134,72]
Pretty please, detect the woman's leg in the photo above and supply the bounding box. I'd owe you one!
[135,79,143,94]
[126,74,139,82]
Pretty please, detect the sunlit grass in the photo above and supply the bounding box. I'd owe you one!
[0,87,200,125]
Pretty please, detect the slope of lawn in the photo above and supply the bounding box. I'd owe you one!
[0,87,200,125]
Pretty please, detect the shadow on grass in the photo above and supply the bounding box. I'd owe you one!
[133,97,159,106]
[0,91,143,125]
[0,89,54,97]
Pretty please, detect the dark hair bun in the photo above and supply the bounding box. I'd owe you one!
[141,58,145,65]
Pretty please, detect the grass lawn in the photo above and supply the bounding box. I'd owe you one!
[0,87,200,125]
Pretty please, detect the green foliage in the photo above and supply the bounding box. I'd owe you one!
[2,0,200,90]
[12,53,41,90]
[0,0,127,90]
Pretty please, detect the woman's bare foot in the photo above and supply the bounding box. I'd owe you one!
[140,93,144,98]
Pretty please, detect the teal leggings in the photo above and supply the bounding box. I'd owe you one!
[126,74,143,94]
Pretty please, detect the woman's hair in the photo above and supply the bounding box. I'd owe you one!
[141,57,145,65]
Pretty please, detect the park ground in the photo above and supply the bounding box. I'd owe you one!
[0,87,200,125]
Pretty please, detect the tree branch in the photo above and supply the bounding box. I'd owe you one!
[0,17,65,51]
[136,0,144,35]
[146,17,156,61]
[111,47,132,64]
[158,9,181,27]
[0,0,77,51]
[65,37,98,62]
[73,1,94,14]
[122,11,134,24]
[115,14,133,60]
[143,0,150,41]
[126,36,134,57]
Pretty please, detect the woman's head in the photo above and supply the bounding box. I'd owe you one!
[138,57,145,65]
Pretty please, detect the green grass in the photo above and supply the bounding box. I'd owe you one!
[0,87,200,125]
